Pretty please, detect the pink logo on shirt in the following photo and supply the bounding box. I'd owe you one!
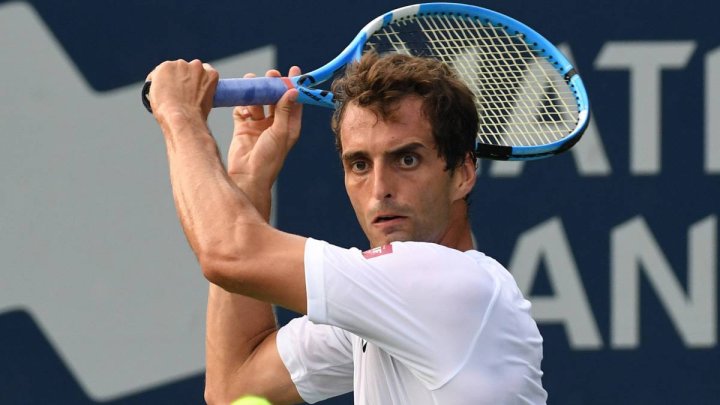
[362,244,393,259]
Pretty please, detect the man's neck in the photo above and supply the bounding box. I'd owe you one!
[438,200,474,251]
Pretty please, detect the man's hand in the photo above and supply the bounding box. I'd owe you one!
[146,59,219,125]
[227,67,303,195]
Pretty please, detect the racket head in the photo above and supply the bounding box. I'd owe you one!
[300,2,589,161]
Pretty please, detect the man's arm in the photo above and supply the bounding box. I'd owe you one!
[147,59,307,311]
[147,61,306,403]
[205,67,307,404]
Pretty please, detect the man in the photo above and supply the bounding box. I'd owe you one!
[146,52,547,404]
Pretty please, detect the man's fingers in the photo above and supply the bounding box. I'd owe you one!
[241,105,265,122]
[288,65,301,78]
[270,88,300,135]
[233,73,267,121]
[264,69,282,117]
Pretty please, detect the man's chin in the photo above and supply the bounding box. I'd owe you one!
[370,232,413,247]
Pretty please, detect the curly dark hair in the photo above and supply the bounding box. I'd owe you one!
[330,52,478,171]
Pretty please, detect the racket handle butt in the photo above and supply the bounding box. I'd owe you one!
[141,81,152,113]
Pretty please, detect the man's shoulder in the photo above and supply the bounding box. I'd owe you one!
[369,240,479,258]
[380,241,506,271]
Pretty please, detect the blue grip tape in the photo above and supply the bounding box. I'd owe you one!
[213,77,291,107]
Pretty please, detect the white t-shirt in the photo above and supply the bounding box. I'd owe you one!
[276,238,547,404]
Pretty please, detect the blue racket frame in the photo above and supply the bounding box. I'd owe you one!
[142,2,590,160]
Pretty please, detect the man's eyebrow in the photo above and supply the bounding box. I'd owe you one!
[341,150,369,164]
[341,142,429,163]
[385,142,427,157]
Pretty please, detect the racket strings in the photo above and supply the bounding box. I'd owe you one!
[365,13,579,147]
[425,15,544,147]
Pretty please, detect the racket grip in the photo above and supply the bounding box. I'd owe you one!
[214,77,294,107]
[140,77,294,113]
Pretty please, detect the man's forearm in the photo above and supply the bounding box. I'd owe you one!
[159,111,307,311]
[206,284,278,399]
[205,175,279,398]
[159,113,265,263]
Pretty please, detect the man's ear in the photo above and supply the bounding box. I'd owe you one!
[451,153,477,201]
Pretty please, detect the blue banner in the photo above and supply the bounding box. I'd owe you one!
[0,0,717,403]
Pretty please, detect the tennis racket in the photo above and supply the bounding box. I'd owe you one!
[142,2,589,160]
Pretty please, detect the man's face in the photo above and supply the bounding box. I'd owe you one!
[340,96,465,247]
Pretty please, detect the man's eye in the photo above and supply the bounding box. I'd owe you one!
[399,155,419,168]
[352,161,368,172]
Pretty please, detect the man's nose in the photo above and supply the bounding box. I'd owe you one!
[371,161,394,201]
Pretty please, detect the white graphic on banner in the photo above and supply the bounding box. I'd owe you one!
[0,2,276,400]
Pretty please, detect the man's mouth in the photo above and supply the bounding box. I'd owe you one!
[373,215,405,224]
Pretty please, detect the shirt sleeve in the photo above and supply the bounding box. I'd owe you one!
[303,238,502,389]
[276,316,354,403]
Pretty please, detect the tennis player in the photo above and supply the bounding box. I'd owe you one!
[146,53,547,404]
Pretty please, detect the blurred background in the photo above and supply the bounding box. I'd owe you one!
[0,0,718,403]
